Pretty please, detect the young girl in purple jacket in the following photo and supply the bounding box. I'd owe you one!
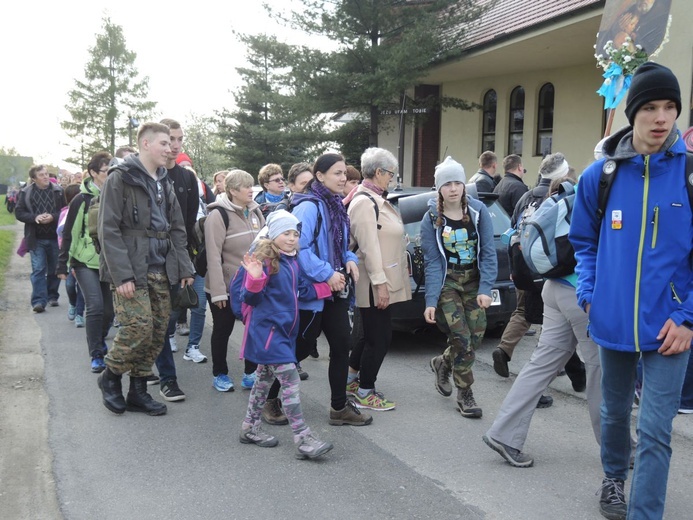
[237,210,334,460]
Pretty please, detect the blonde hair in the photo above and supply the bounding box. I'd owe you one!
[436,188,469,227]
[253,238,282,275]
[224,169,254,194]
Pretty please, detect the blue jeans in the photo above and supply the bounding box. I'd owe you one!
[73,266,114,358]
[65,272,85,316]
[29,238,60,307]
[155,284,180,383]
[599,346,690,519]
[185,274,206,349]
[679,351,693,410]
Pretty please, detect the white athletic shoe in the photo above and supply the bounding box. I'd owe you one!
[183,346,207,363]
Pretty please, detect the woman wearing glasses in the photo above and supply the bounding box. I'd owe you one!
[57,151,115,373]
[346,148,411,411]
[255,163,286,205]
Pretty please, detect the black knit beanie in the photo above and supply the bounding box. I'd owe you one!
[625,62,681,125]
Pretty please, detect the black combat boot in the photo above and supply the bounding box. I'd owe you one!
[126,376,167,416]
[97,367,126,414]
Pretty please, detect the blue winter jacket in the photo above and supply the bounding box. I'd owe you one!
[569,126,693,353]
[238,253,328,365]
[290,192,358,312]
[421,196,498,309]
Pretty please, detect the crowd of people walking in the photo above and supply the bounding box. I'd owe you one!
[12,61,693,517]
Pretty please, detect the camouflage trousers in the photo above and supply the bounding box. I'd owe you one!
[435,268,487,390]
[105,272,171,377]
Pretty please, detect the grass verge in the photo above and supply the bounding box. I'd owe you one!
[0,197,19,293]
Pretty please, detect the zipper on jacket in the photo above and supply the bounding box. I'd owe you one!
[670,282,682,304]
[650,205,659,249]
[264,327,275,351]
[633,156,650,352]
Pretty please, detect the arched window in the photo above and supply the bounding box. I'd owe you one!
[536,83,554,156]
[508,86,525,156]
[481,89,497,152]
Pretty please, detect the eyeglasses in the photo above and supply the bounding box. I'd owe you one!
[156,181,163,205]
[98,168,109,174]
[269,177,286,184]
[381,168,396,179]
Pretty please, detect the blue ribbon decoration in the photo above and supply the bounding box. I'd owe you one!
[597,62,632,110]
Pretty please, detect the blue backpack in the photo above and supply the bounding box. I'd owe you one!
[520,182,576,278]
[229,267,248,322]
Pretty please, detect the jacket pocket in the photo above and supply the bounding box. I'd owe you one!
[670,281,682,304]
[651,205,659,249]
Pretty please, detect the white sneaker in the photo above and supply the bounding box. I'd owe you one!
[169,334,178,352]
[176,323,190,336]
[183,346,207,363]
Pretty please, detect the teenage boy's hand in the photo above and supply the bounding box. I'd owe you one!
[657,319,693,355]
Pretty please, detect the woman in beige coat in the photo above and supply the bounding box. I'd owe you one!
[347,148,412,411]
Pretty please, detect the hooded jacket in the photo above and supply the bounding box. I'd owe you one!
[421,195,497,309]
[57,176,101,274]
[98,155,193,288]
[569,125,693,352]
[290,191,358,312]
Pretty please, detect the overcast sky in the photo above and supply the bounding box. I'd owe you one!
[2,0,308,170]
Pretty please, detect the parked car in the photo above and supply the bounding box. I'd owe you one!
[351,185,517,337]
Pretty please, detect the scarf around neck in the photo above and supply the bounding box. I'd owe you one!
[310,180,349,269]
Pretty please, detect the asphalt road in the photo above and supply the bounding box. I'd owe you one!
[1,226,692,520]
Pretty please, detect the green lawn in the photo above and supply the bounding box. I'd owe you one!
[0,197,19,293]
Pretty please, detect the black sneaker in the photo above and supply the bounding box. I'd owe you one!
[32,304,45,313]
[297,364,309,381]
[598,477,627,520]
[146,374,160,386]
[309,347,319,359]
[482,434,534,468]
[492,348,510,378]
[159,379,186,402]
[536,394,553,408]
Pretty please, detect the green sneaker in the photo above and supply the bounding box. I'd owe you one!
[346,378,360,396]
[352,390,396,411]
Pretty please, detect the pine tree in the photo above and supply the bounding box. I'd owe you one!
[272,0,490,146]
[217,33,328,178]
[61,17,155,167]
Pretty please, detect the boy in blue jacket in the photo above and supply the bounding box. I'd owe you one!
[570,62,693,520]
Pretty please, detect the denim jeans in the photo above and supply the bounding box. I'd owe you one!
[29,238,60,307]
[599,346,690,519]
[65,272,85,316]
[155,284,179,383]
[679,351,693,410]
[185,274,207,349]
[73,266,114,358]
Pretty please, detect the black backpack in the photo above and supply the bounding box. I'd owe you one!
[191,207,229,277]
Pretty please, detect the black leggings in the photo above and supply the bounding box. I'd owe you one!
[268,297,352,410]
[206,293,256,377]
[349,304,392,390]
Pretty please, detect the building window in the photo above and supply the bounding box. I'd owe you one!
[481,89,497,153]
[508,86,525,156]
[536,83,554,156]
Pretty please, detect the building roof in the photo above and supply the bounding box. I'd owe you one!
[458,0,603,53]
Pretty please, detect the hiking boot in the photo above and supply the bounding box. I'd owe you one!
[598,477,627,520]
[430,355,452,397]
[239,424,279,447]
[482,434,534,468]
[295,432,333,460]
[329,400,373,426]
[262,398,289,425]
[297,363,309,380]
[159,379,186,402]
[536,394,553,408]
[176,323,190,336]
[346,378,360,396]
[456,387,482,418]
[126,377,167,415]
[183,346,207,363]
[352,389,396,411]
[492,348,511,378]
[97,367,126,414]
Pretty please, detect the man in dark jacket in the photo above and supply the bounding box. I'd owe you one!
[15,165,66,312]
[493,154,528,216]
[469,151,498,193]
[96,122,194,417]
